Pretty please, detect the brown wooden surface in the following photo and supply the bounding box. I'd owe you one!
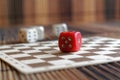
[72,0,84,24]
[1,0,120,26]
[35,0,49,25]
[0,23,120,80]
[0,0,9,26]
[115,0,120,20]
[95,0,105,22]
[23,0,35,25]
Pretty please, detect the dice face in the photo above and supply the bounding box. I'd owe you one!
[18,28,38,43]
[58,31,82,52]
[53,23,68,37]
[18,29,27,42]
[26,29,38,42]
[34,26,45,40]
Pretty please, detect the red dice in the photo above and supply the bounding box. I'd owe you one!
[58,31,82,52]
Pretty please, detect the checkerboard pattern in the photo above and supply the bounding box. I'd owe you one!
[0,36,120,74]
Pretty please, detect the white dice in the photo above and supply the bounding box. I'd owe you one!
[34,26,44,40]
[52,23,68,37]
[18,26,44,43]
[18,28,38,43]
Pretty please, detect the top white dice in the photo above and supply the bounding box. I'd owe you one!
[52,23,68,37]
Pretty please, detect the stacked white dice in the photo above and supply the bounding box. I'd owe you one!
[52,23,68,37]
[18,26,44,43]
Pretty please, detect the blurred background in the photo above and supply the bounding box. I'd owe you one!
[0,0,120,27]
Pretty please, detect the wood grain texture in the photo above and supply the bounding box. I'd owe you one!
[83,0,96,23]
[35,0,49,25]
[48,0,61,24]
[59,0,71,22]
[0,0,9,26]
[104,0,115,21]
[72,0,84,23]
[95,0,105,22]
[23,0,35,26]
[115,0,120,20]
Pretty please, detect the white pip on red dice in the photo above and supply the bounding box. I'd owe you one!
[18,26,44,43]
[52,23,68,37]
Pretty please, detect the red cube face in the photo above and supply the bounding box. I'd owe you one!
[58,31,82,52]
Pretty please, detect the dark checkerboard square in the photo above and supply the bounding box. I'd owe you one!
[5,51,22,55]
[79,53,99,56]
[111,49,120,52]
[0,47,13,50]
[92,46,109,48]
[86,49,103,52]
[15,56,36,60]
[41,57,63,61]
[39,48,56,51]
[28,52,48,55]
[28,62,52,68]
[18,48,34,51]
[114,46,120,48]
[106,54,120,57]
[69,57,93,62]
[11,45,25,47]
